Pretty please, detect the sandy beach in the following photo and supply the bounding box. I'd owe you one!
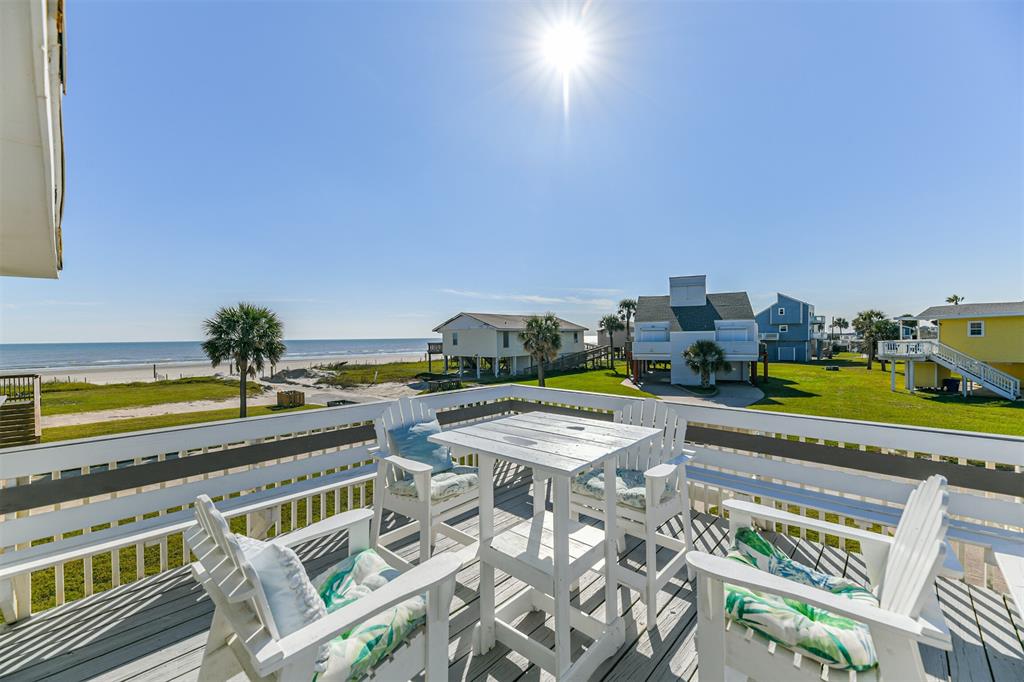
[34,352,429,385]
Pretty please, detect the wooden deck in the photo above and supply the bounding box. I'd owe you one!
[1,467,1022,682]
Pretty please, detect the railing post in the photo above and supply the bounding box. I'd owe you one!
[33,375,42,439]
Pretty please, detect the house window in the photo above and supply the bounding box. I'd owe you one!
[777,307,785,316]
[573,332,579,343]
[968,321,985,337]
[452,332,459,346]
[502,331,509,348]
[778,325,789,333]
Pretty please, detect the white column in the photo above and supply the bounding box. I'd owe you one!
[890,359,896,391]
[512,356,517,375]
[908,360,915,393]
[494,356,499,377]
[476,355,481,379]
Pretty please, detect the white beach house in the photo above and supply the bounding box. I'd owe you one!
[432,312,587,377]
[632,275,759,386]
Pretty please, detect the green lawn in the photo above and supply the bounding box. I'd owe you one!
[515,366,654,398]
[41,404,321,442]
[751,354,1024,435]
[41,376,262,416]
[317,359,436,387]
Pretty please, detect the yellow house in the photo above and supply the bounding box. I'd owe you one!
[880,301,1023,400]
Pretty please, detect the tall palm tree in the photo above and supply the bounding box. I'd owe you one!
[946,295,964,305]
[202,303,286,417]
[618,298,637,350]
[832,316,849,341]
[519,313,562,387]
[599,314,624,370]
[852,310,888,370]
[683,340,731,389]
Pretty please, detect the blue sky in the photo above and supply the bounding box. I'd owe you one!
[1,0,1021,343]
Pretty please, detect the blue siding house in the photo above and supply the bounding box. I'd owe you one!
[755,294,825,362]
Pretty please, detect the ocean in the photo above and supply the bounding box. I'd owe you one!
[0,339,438,372]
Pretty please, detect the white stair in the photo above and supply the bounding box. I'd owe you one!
[878,340,1021,400]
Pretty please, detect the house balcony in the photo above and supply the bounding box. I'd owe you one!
[0,384,1021,680]
[812,315,826,325]
[630,340,671,359]
[717,339,759,360]
[758,332,779,341]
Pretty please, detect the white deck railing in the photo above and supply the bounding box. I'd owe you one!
[0,384,1021,620]
[878,340,1021,398]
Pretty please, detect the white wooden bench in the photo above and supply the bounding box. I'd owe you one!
[0,404,390,622]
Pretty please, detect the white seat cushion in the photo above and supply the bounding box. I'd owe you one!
[389,466,479,502]
[572,467,675,510]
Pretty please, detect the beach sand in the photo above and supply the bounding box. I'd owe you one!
[35,353,429,385]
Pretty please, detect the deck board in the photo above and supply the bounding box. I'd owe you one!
[1,473,1021,681]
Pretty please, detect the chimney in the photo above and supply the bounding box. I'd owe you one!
[669,275,707,307]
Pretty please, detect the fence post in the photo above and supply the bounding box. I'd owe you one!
[33,375,42,438]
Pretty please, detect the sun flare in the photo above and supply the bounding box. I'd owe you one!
[542,22,590,73]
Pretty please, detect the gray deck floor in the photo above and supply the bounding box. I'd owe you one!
[1,466,1022,681]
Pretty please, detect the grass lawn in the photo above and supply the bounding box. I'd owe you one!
[515,365,654,398]
[41,404,321,442]
[317,359,435,387]
[751,353,1024,436]
[41,376,262,416]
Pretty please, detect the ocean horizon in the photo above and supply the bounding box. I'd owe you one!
[0,338,440,372]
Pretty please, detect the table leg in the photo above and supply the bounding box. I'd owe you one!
[604,456,618,627]
[533,473,548,517]
[477,453,496,654]
[552,475,571,676]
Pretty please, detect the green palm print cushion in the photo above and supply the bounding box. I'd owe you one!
[311,549,426,681]
[733,526,878,605]
[723,528,879,671]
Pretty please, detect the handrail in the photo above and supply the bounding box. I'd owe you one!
[877,340,1020,398]
[0,373,41,439]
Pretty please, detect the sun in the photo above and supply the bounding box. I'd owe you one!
[542,22,590,74]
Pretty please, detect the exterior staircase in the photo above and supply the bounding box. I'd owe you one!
[877,340,1021,400]
[0,374,42,448]
[524,345,613,376]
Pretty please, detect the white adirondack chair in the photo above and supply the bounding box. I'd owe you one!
[187,495,461,682]
[569,398,694,629]
[371,396,481,564]
[688,474,953,681]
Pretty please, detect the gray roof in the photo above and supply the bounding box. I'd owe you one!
[635,292,754,332]
[915,301,1024,320]
[433,312,588,332]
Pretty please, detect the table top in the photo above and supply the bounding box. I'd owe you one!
[429,411,661,476]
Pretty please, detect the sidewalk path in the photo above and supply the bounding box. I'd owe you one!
[621,379,764,407]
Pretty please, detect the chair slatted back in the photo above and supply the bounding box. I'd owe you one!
[374,397,437,485]
[878,475,949,616]
[188,495,282,653]
[614,398,688,471]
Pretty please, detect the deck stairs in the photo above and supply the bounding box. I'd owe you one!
[0,400,39,447]
[524,344,613,376]
[878,340,1021,400]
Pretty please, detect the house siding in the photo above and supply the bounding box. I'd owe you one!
[756,293,818,363]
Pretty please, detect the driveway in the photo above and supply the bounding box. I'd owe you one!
[623,378,764,407]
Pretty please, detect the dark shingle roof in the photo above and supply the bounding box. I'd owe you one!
[915,301,1024,320]
[635,292,754,332]
[433,312,588,332]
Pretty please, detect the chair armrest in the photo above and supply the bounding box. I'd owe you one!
[645,463,677,481]
[686,551,943,643]
[270,508,373,550]
[268,553,462,672]
[724,498,894,550]
[373,453,434,476]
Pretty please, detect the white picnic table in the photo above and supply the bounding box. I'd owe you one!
[430,411,662,680]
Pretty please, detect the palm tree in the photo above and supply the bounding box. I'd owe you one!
[617,298,637,352]
[202,303,286,418]
[519,313,562,387]
[852,310,900,370]
[831,316,848,342]
[599,314,625,370]
[683,339,731,389]
[946,295,964,305]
